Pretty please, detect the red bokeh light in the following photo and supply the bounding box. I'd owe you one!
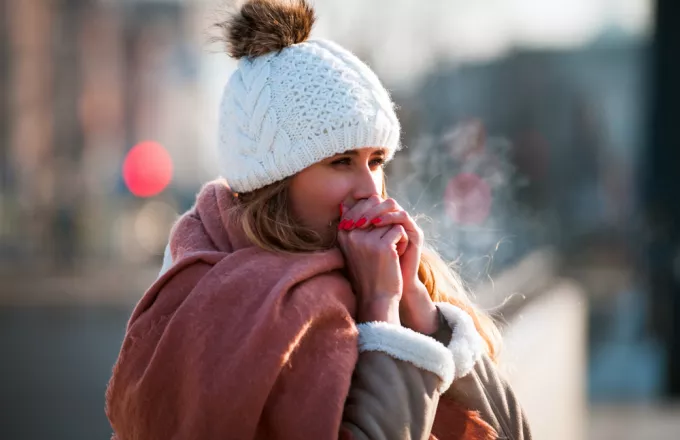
[123,141,173,197]
[444,172,492,225]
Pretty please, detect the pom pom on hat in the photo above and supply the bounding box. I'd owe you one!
[218,0,315,59]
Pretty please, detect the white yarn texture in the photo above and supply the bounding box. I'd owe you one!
[218,39,401,192]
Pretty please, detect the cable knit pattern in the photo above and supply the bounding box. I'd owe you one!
[218,39,401,192]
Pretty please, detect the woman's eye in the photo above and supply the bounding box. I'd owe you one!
[330,157,384,167]
[331,158,352,166]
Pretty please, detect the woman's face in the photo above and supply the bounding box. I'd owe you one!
[288,147,387,243]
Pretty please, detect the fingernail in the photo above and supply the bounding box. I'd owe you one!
[344,220,355,230]
[371,218,382,225]
[355,218,367,228]
[338,220,347,230]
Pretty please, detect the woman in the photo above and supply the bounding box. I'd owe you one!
[105,1,532,439]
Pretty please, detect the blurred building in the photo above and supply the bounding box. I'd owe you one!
[0,0,215,271]
[388,38,647,277]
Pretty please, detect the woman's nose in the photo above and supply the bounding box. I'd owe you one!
[352,167,382,201]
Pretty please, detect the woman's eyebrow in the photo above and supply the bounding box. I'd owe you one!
[336,148,386,156]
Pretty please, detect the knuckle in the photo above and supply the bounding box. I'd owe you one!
[367,194,382,205]
[385,198,399,210]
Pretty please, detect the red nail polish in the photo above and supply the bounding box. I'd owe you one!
[338,220,347,230]
[355,218,367,228]
[344,220,355,230]
[371,218,382,225]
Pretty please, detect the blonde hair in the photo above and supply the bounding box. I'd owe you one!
[228,178,501,360]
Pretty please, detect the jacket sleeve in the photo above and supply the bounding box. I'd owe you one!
[340,302,488,440]
[441,354,532,440]
[429,305,533,440]
[340,323,452,440]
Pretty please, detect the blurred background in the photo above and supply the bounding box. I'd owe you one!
[1,0,679,438]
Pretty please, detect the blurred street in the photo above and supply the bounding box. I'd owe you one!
[0,305,129,439]
[588,405,680,439]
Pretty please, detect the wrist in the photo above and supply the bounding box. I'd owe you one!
[403,279,427,297]
[357,296,401,325]
[408,303,439,335]
[401,281,439,334]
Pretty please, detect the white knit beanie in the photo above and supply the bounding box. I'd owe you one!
[216,0,401,193]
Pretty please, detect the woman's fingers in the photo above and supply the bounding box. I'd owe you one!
[370,210,410,228]
[341,198,402,230]
[366,210,423,247]
[339,195,382,229]
[377,224,408,256]
[341,220,409,256]
[379,224,408,251]
[360,198,401,227]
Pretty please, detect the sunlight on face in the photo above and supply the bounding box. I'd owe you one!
[288,147,387,243]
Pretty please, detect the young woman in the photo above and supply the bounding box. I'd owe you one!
[106,1,532,439]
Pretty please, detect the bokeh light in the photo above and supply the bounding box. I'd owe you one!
[122,141,173,197]
[444,172,492,225]
[134,201,178,256]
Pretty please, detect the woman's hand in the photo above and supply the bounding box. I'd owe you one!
[337,197,406,325]
[340,198,438,334]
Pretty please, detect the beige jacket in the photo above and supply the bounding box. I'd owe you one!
[341,305,532,440]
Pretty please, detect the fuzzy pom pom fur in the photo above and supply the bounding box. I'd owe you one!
[217,0,315,59]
